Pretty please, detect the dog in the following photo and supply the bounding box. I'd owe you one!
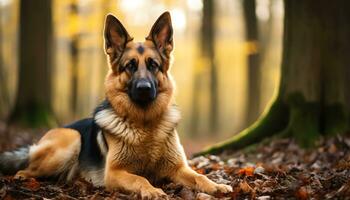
[0,12,232,199]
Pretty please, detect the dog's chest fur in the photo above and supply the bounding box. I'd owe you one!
[94,104,183,180]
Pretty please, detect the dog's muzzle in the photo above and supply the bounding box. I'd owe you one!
[128,78,157,106]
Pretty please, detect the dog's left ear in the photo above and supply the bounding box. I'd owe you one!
[104,14,133,60]
[146,12,173,57]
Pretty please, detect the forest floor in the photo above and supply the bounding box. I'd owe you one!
[0,122,349,199]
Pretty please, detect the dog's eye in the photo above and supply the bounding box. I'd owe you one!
[147,58,159,72]
[125,59,137,73]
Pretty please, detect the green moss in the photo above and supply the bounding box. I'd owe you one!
[289,103,320,147]
[286,92,320,147]
[194,97,289,156]
[9,103,56,128]
[323,103,348,135]
[194,92,350,156]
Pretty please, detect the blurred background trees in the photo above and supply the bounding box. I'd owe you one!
[0,0,284,152]
[243,0,260,126]
[9,0,54,127]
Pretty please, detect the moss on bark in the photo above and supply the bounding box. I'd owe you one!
[10,103,56,128]
[284,93,320,147]
[194,97,289,156]
[194,0,350,156]
[322,104,349,136]
[195,92,350,156]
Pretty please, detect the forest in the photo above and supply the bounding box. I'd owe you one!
[0,0,349,199]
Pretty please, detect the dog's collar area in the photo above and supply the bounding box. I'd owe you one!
[93,101,181,142]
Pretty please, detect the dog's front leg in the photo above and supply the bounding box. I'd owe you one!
[171,164,232,195]
[105,167,167,199]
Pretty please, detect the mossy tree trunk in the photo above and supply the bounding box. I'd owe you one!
[196,0,350,156]
[9,0,55,127]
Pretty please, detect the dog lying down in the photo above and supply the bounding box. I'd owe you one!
[0,12,232,199]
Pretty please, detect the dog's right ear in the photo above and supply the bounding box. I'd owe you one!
[104,14,132,59]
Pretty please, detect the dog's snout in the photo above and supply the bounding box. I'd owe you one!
[128,78,157,107]
[136,80,152,91]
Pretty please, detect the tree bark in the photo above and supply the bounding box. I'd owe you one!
[196,0,350,156]
[191,0,218,135]
[9,0,55,127]
[243,0,261,125]
[69,2,79,118]
[190,74,201,136]
[0,11,7,117]
[202,0,218,133]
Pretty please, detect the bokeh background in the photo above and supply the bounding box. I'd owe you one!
[0,0,284,153]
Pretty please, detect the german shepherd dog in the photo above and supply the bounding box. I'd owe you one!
[0,12,232,199]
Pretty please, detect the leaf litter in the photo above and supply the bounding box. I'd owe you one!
[0,124,349,199]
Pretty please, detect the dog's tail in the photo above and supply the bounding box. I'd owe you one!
[0,146,30,175]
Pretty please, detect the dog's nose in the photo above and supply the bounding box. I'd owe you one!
[136,80,152,91]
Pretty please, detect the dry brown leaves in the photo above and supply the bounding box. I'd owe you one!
[0,131,350,199]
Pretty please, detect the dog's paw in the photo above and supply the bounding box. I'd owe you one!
[140,187,168,200]
[14,170,30,179]
[215,183,233,193]
[195,175,232,194]
[201,183,232,195]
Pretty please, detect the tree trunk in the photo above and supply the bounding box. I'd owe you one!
[202,0,218,133]
[0,11,7,117]
[243,0,261,125]
[196,0,350,156]
[190,74,201,136]
[191,0,218,135]
[69,2,79,118]
[70,36,79,118]
[9,0,55,127]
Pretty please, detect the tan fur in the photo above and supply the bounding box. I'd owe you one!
[13,12,232,199]
[105,40,174,125]
[104,167,167,198]
[170,164,232,194]
[15,128,80,180]
[101,13,232,198]
[97,107,184,180]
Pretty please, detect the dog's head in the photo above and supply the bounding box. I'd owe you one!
[104,12,175,124]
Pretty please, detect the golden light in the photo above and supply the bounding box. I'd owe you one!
[0,0,11,7]
[170,8,186,33]
[186,0,202,12]
[120,0,144,12]
[256,0,270,21]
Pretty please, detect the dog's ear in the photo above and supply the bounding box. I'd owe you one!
[146,12,173,57]
[104,14,132,59]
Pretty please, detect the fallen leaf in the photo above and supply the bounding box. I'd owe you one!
[211,163,222,171]
[179,187,195,199]
[328,144,337,153]
[196,192,214,200]
[195,168,206,174]
[254,166,265,174]
[239,181,253,193]
[23,178,40,191]
[3,194,15,200]
[257,195,271,200]
[295,186,308,200]
[238,167,255,176]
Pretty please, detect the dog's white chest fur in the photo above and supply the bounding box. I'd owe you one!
[94,105,184,178]
[94,105,181,144]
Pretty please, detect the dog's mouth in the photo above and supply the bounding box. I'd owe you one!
[127,78,157,107]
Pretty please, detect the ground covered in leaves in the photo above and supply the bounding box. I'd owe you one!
[0,124,349,199]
